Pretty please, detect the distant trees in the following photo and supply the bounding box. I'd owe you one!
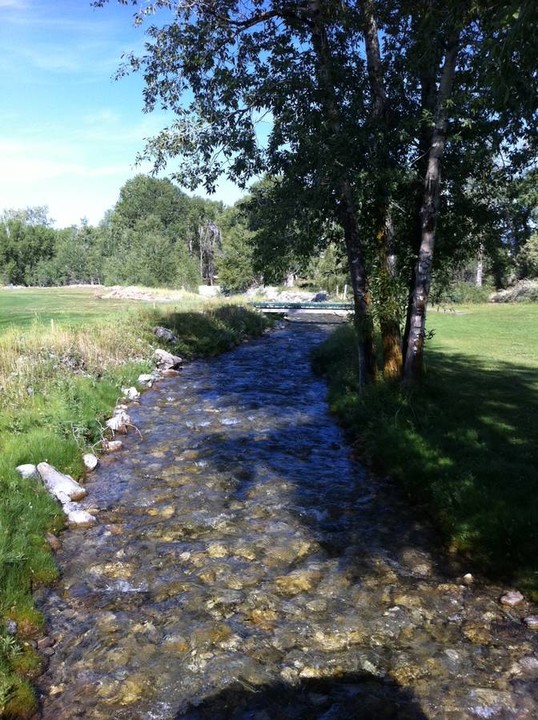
[0,176,230,291]
[0,208,56,285]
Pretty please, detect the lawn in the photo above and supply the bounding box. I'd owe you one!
[0,286,134,330]
[312,303,538,592]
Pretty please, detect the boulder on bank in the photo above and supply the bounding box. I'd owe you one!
[154,326,177,343]
[16,463,38,479]
[153,348,183,370]
[138,373,158,387]
[37,462,87,502]
[105,410,132,434]
[122,386,141,401]
[83,453,99,471]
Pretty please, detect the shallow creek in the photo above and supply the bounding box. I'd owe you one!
[37,323,537,719]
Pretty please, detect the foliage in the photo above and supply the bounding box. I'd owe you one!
[0,209,56,286]
[0,176,231,291]
[103,175,222,289]
[312,304,538,590]
[216,207,258,292]
[517,233,538,279]
[430,280,494,305]
[93,0,537,386]
[306,242,349,295]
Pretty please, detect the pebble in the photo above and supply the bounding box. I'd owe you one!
[523,616,538,631]
[500,590,525,607]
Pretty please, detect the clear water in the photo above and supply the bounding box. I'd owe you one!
[37,324,538,719]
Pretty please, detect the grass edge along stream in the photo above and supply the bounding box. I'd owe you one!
[0,289,270,719]
[311,303,538,598]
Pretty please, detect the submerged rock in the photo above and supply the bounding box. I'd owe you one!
[500,590,525,608]
[65,509,97,527]
[523,616,538,631]
[102,439,123,452]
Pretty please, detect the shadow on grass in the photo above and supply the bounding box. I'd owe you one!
[175,673,427,719]
[352,349,538,584]
[145,306,269,360]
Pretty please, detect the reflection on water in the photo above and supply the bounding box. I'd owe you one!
[37,324,537,719]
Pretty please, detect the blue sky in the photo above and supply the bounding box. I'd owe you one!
[0,0,246,227]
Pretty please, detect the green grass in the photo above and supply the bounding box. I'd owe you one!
[312,304,538,594]
[0,286,270,717]
[0,286,133,330]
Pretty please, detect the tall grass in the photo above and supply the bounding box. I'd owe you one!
[312,305,538,595]
[0,294,269,717]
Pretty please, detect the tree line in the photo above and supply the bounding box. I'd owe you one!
[0,176,222,290]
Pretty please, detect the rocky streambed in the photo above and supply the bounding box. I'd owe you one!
[36,323,537,719]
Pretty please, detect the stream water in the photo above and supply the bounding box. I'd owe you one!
[36,322,537,719]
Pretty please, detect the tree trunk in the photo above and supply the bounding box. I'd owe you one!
[402,42,443,368]
[403,32,460,384]
[340,179,377,385]
[476,243,484,287]
[363,0,402,380]
[308,0,376,386]
[377,214,403,379]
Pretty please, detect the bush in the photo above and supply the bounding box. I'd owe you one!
[431,280,493,305]
[490,279,538,303]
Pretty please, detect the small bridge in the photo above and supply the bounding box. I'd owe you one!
[249,300,353,322]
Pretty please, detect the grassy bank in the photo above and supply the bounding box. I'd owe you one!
[0,287,269,718]
[312,304,538,594]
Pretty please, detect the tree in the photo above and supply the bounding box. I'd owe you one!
[0,208,56,285]
[95,0,537,387]
[217,207,258,292]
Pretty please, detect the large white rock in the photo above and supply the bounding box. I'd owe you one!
[83,453,99,471]
[16,463,38,479]
[122,386,140,401]
[153,349,183,370]
[37,462,87,502]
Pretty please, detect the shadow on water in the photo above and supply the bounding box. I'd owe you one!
[163,323,443,577]
[175,672,428,719]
